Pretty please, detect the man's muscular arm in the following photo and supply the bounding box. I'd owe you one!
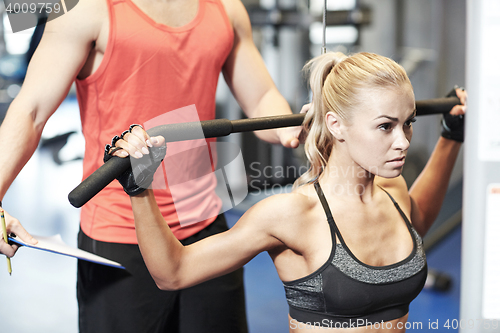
[221,0,300,148]
[0,0,104,255]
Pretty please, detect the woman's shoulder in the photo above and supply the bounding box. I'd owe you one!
[247,183,319,222]
[241,184,323,251]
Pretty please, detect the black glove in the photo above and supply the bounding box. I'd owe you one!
[441,87,465,143]
[104,124,166,196]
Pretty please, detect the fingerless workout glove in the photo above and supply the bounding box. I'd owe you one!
[103,125,167,196]
[441,87,465,143]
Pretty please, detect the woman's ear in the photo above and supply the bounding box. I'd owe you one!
[325,112,345,142]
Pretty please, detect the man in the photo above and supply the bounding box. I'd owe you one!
[0,0,302,331]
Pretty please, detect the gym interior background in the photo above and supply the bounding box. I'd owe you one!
[0,0,476,331]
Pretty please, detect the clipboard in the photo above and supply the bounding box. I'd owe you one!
[8,234,125,269]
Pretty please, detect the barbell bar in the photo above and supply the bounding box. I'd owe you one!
[68,96,460,208]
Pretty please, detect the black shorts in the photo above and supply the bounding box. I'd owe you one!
[77,214,248,333]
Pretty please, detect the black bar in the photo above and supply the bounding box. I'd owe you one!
[68,96,460,208]
[415,96,460,116]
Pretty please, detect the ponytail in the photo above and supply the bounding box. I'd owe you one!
[294,52,347,188]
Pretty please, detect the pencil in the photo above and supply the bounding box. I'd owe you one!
[0,208,12,275]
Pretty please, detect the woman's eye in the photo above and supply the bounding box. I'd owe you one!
[379,123,392,131]
[405,118,417,127]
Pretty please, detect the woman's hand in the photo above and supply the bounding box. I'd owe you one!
[104,124,166,196]
[450,87,467,115]
[441,87,467,142]
[107,124,165,159]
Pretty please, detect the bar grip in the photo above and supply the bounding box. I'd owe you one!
[415,96,460,116]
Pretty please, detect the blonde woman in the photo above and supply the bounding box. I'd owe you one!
[107,52,466,331]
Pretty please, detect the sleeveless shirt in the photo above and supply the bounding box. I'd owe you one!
[75,0,234,243]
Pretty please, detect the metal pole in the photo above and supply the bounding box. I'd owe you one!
[322,0,327,54]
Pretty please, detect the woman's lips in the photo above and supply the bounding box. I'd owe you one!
[387,156,406,167]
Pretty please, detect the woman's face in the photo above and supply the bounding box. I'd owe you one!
[341,84,416,179]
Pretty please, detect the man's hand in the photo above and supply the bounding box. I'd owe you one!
[276,103,311,148]
[0,208,38,257]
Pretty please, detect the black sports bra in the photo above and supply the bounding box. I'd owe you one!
[283,183,427,328]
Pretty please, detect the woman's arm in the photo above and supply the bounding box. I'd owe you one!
[408,88,466,236]
[408,137,462,236]
[107,125,297,291]
[132,190,284,290]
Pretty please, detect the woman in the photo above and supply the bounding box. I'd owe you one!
[107,51,466,331]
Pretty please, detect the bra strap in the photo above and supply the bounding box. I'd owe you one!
[314,182,341,238]
[377,186,412,227]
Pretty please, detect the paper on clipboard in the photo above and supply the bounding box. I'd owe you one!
[8,234,125,269]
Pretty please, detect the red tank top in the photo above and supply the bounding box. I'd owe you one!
[75,0,233,243]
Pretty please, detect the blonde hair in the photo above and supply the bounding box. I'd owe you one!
[294,52,412,188]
